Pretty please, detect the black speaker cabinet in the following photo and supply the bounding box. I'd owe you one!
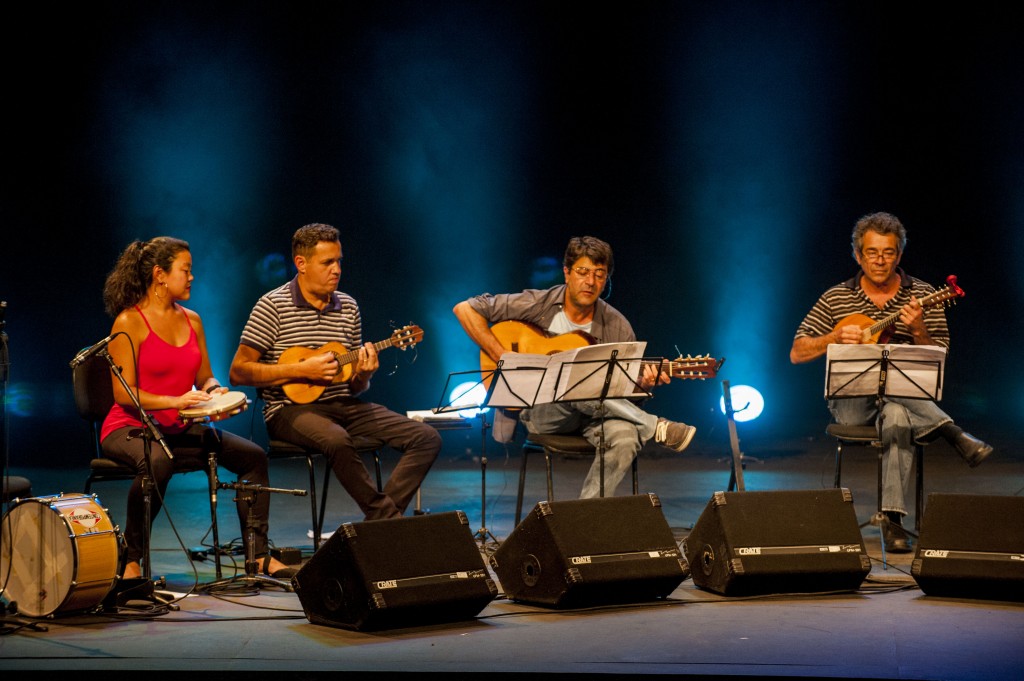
[683,489,870,596]
[489,494,689,608]
[911,493,1024,601]
[292,511,497,630]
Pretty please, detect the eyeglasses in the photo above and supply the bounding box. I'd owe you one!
[571,266,609,280]
[862,248,898,262]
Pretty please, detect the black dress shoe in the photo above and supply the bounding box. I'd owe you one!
[955,432,993,468]
[883,523,912,553]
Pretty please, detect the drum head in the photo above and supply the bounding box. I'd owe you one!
[1,497,78,617]
[179,390,249,420]
[1,493,118,618]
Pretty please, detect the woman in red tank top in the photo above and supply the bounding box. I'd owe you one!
[100,237,292,580]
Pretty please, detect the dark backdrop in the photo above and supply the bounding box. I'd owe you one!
[3,1,1021,468]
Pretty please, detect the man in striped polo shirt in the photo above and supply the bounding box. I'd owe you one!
[790,212,992,552]
[230,223,441,522]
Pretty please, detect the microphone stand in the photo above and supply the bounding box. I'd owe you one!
[202,481,306,593]
[98,348,179,610]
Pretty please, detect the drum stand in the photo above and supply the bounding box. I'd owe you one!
[202,481,305,593]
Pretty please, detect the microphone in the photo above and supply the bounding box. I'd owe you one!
[69,333,118,369]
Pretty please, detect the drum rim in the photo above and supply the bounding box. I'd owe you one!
[178,390,249,418]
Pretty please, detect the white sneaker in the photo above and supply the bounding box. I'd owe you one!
[654,419,696,452]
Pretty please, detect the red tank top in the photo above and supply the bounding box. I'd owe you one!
[100,305,202,440]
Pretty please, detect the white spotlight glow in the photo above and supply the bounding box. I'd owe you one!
[719,384,764,423]
[449,381,489,417]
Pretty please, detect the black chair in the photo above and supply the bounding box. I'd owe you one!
[72,353,209,496]
[827,423,926,532]
[73,351,137,492]
[2,475,32,512]
[266,437,384,549]
[515,432,639,525]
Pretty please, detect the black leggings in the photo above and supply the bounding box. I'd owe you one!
[101,424,271,565]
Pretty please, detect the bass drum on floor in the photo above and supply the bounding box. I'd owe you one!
[0,492,120,617]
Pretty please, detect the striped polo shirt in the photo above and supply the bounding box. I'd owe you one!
[239,277,363,421]
[794,269,950,349]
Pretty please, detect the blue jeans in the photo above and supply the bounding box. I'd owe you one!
[521,399,658,499]
[829,397,951,516]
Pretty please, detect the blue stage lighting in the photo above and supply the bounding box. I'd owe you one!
[449,381,489,417]
[720,384,764,423]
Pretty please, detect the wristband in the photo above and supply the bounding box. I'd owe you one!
[205,384,222,394]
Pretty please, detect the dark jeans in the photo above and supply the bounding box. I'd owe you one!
[102,424,270,565]
[268,398,441,520]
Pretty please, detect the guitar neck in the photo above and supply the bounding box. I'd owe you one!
[641,357,719,380]
[865,286,950,336]
[333,338,396,367]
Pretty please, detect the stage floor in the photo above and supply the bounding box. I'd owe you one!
[2,431,1022,679]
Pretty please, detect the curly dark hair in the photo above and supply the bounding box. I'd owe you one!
[851,212,907,258]
[102,237,190,317]
[292,223,340,259]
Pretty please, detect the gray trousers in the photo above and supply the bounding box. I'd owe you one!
[829,396,951,516]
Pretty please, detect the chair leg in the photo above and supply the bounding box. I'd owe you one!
[914,444,925,532]
[631,457,639,495]
[833,442,843,488]
[515,446,530,527]
[373,450,383,493]
[317,458,332,547]
[304,455,320,549]
[875,445,885,517]
[544,448,554,501]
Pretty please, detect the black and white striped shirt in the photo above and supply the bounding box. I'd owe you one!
[239,277,363,421]
[794,269,950,349]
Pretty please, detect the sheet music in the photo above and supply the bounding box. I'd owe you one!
[492,341,647,406]
[825,343,947,400]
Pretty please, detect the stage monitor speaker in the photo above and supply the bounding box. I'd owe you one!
[292,511,497,630]
[683,488,870,596]
[911,493,1024,601]
[489,494,689,608]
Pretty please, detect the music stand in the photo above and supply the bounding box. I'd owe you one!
[434,366,546,548]
[825,343,946,553]
[494,341,647,498]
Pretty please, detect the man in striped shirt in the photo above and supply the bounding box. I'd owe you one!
[230,223,441,522]
[790,212,992,552]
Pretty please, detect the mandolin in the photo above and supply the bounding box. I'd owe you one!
[279,324,424,404]
[835,275,964,344]
[482,320,722,383]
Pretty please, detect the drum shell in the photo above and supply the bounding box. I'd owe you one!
[0,493,119,617]
[178,390,249,422]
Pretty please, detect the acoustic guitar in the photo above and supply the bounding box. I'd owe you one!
[481,320,723,383]
[279,324,424,404]
[835,275,964,344]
